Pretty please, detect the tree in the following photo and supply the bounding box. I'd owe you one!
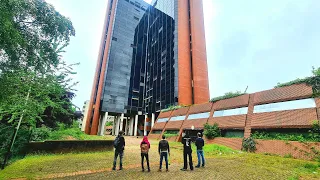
[0,0,75,73]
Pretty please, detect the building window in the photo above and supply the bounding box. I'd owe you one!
[188,112,210,120]
[213,107,248,117]
[112,37,117,41]
[170,115,186,121]
[157,118,169,123]
[134,16,139,21]
[253,98,316,113]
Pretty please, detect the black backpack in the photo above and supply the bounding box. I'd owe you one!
[114,136,120,148]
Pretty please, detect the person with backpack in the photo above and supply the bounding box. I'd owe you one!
[112,131,125,170]
[140,136,150,172]
[180,132,193,171]
[158,135,170,172]
[195,132,205,168]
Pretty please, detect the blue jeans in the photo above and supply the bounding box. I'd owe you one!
[113,150,124,168]
[197,150,205,166]
[159,152,168,170]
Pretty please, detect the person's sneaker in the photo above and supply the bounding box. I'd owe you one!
[166,169,169,172]
[202,164,205,168]
[112,167,116,171]
[158,169,162,172]
[148,169,151,172]
[119,167,123,170]
[180,168,187,171]
[195,165,200,168]
[190,168,194,171]
[142,169,145,172]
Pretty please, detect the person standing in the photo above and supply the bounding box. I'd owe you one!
[112,131,125,170]
[195,132,205,168]
[180,133,193,171]
[158,135,170,172]
[140,136,151,172]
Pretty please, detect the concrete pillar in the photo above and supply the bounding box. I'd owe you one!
[125,117,128,135]
[144,115,147,136]
[97,115,102,135]
[119,113,124,132]
[134,115,138,136]
[129,116,134,136]
[115,115,120,136]
[151,113,155,128]
[112,115,115,136]
[99,112,108,136]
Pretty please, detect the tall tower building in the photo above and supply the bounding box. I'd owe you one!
[85,0,209,135]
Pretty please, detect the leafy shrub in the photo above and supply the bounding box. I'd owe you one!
[106,121,113,126]
[242,137,256,152]
[204,123,221,139]
[0,123,32,164]
[210,91,246,102]
[309,121,320,142]
[163,130,179,138]
[30,126,51,141]
[275,66,320,97]
[161,104,190,112]
[284,154,293,158]
[251,130,318,142]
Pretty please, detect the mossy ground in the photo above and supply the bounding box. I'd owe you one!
[0,136,319,180]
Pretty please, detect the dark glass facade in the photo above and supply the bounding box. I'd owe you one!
[127,0,179,115]
[101,0,149,114]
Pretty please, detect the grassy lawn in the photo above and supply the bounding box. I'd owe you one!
[0,137,319,180]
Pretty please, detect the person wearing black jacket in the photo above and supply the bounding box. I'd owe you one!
[180,133,193,171]
[112,131,125,170]
[195,132,205,168]
[158,135,170,172]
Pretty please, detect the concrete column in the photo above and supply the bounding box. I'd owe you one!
[97,115,102,135]
[134,115,138,136]
[129,116,134,136]
[125,117,128,135]
[115,115,120,136]
[151,113,155,128]
[112,116,115,136]
[144,115,147,136]
[119,113,124,132]
[99,112,108,136]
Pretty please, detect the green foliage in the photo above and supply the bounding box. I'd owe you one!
[210,91,246,102]
[0,123,31,163]
[252,124,320,142]
[284,154,293,158]
[309,121,320,142]
[242,137,256,152]
[0,69,70,128]
[0,0,75,73]
[275,66,320,97]
[204,123,221,139]
[163,130,179,138]
[106,121,113,126]
[161,104,190,112]
[30,126,51,142]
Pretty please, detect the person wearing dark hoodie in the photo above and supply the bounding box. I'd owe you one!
[112,131,125,170]
[180,132,193,171]
[140,136,151,172]
[158,135,170,172]
[195,132,205,168]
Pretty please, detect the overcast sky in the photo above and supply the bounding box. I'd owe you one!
[45,0,320,108]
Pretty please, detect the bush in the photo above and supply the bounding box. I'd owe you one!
[0,123,32,164]
[309,121,320,142]
[204,123,221,139]
[30,126,51,142]
[242,137,256,152]
[210,91,246,102]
